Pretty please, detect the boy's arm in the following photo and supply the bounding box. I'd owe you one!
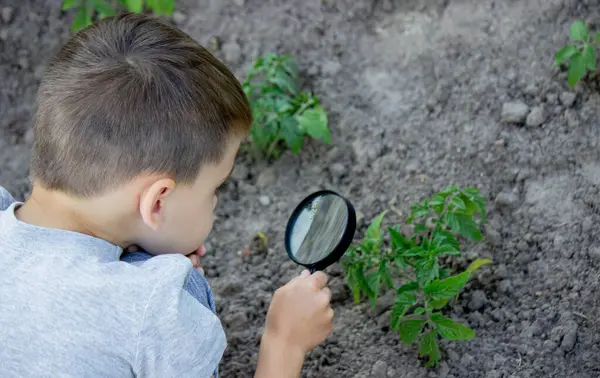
[254,333,306,378]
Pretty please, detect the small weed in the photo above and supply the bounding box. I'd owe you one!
[555,20,599,87]
[62,0,175,31]
[341,185,492,367]
[242,53,331,160]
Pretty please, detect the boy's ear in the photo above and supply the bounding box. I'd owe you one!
[139,178,176,231]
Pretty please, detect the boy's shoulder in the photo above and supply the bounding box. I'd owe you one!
[0,186,15,211]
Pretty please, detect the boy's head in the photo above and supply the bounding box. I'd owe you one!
[29,13,252,255]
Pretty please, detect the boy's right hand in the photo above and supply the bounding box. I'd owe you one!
[263,270,334,355]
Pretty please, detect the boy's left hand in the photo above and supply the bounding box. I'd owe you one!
[186,245,206,276]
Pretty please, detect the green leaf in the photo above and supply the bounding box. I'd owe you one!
[366,271,381,304]
[570,20,588,42]
[568,52,587,87]
[433,230,460,250]
[347,264,362,304]
[438,268,452,280]
[389,227,409,251]
[450,196,466,211]
[399,319,426,344]
[419,331,441,367]
[431,313,475,340]
[414,307,426,315]
[446,213,482,241]
[410,206,430,219]
[125,0,143,12]
[429,195,445,207]
[296,104,331,143]
[413,223,428,235]
[364,211,386,251]
[72,6,92,31]
[424,271,470,300]
[280,117,303,154]
[390,291,417,330]
[150,0,175,15]
[583,45,596,70]
[415,258,439,286]
[62,0,81,10]
[272,73,297,96]
[396,281,418,294]
[355,265,374,298]
[596,32,600,44]
[402,246,427,257]
[93,0,115,18]
[466,258,492,274]
[395,291,417,306]
[429,298,449,310]
[379,260,394,289]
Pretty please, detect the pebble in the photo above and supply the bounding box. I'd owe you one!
[587,247,600,262]
[322,60,342,76]
[222,40,242,64]
[469,311,486,327]
[329,162,346,178]
[1,6,13,24]
[485,372,502,378]
[256,167,276,188]
[560,321,578,352]
[232,0,245,6]
[543,339,558,351]
[469,290,487,311]
[447,349,460,362]
[495,191,519,208]
[172,10,187,24]
[258,195,271,206]
[224,312,248,330]
[559,92,576,107]
[526,106,547,127]
[405,160,420,174]
[371,360,388,378]
[498,280,513,294]
[217,278,245,296]
[546,93,558,104]
[565,109,580,127]
[501,101,529,124]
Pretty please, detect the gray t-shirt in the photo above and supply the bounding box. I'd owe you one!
[0,186,226,377]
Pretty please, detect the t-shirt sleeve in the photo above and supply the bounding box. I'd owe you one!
[0,186,15,211]
[133,257,227,378]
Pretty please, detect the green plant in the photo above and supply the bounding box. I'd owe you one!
[62,0,175,31]
[242,53,331,160]
[555,20,599,87]
[341,185,492,367]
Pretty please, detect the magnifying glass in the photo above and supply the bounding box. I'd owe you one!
[284,190,357,273]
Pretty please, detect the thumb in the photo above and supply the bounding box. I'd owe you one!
[299,269,310,277]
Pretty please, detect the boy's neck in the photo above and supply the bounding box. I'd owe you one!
[16,186,133,249]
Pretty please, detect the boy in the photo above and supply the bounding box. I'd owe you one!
[0,12,333,378]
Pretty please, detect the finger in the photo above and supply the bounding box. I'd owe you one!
[326,307,335,321]
[189,254,199,267]
[299,269,310,277]
[310,271,329,289]
[318,287,332,306]
[198,245,207,257]
[197,266,205,276]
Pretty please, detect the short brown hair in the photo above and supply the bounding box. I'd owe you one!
[30,12,252,197]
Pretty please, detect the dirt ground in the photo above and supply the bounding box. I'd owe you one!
[2,0,600,377]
